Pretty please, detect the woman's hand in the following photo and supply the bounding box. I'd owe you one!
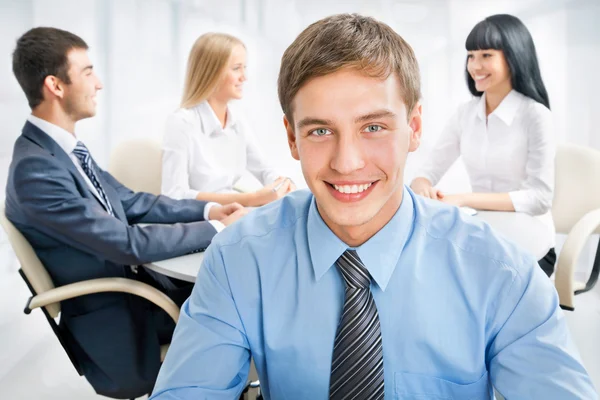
[410,177,444,200]
[251,177,293,206]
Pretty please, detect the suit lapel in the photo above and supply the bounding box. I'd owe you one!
[21,122,126,221]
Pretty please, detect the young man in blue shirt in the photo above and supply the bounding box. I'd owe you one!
[150,14,596,400]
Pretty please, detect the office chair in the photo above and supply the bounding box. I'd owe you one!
[108,138,163,195]
[552,143,600,310]
[0,202,178,399]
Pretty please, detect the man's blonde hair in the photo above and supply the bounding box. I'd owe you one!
[278,14,421,124]
[181,32,244,108]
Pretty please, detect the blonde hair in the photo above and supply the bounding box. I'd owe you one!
[278,14,421,125]
[181,32,245,108]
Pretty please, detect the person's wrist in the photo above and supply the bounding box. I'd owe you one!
[207,206,218,220]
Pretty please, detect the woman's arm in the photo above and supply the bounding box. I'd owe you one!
[507,104,555,215]
[193,191,256,206]
[411,109,463,197]
[442,192,515,211]
[194,178,291,207]
[161,113,201,200]
[443,104,555,214]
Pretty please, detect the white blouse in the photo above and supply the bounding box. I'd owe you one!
[417,90,556,240]
[162,101,280,200]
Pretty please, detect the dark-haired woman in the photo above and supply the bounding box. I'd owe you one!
[411,14,556,276]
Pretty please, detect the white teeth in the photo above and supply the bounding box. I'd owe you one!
[474,75,488,80]
[333,183,372,194]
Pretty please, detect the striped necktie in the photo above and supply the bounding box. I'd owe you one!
[72,141,114,216]
[329,249,384,400]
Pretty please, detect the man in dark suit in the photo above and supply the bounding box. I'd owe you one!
[5,27,247,399]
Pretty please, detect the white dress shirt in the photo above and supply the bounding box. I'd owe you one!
[161,101,280,200]
[417,90,556,243]
[27,115,221,230]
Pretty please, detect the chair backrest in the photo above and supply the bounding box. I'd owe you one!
[0,202,61,317]
[108,138,162,195]
[552,143,600,235]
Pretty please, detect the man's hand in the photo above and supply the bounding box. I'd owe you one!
[220,208,248,226]
[208,203,245,221]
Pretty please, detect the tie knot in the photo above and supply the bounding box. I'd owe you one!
[73,141,90,163]
[335,250,371,290]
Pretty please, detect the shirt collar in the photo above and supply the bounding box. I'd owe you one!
[27,114,78,154]
[195,100,239,137]
[476,94,487,121]
[476,90,523,126]
[307,185,415,291]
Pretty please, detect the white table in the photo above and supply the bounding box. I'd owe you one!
[145,252,205,283]
[144,210,552,282]
[475,210,552,260]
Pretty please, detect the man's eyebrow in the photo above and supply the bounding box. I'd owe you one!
[81,65,93,72]
[354,109,397,123]
[297,117,335,130]
[296,110,398,130]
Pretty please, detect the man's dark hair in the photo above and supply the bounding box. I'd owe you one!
[12,27,88,109]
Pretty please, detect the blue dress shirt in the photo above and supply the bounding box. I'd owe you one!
[151,187,596,399]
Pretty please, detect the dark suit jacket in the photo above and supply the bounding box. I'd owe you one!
[5,121,217,399]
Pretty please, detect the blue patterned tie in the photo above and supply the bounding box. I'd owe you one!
[72,141,114,216]
[329,249,385,400]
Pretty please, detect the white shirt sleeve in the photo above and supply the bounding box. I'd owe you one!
[208,220,226,233]
[417,108,462,186]
[241,120,280,186]
[508,104,555,216]
[202,202,225,233]
[161,113,201,200]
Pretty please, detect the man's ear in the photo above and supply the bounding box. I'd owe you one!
[407,102,422,153]
[284,115,300,160]
[43,75,65,100]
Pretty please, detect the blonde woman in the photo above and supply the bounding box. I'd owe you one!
[162,33,294,206]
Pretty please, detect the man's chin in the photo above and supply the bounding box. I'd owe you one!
[81,110,97,119]
[320,204,375,229]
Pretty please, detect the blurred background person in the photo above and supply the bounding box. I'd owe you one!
[161,32,295,207]
[410,14,556,276]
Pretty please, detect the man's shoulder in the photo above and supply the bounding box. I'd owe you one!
[9,136,63,178]
[412,195,535,275]
[211,190,313,249]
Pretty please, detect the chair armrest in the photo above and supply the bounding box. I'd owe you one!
[24,277,180,323]
[555,208,600,310]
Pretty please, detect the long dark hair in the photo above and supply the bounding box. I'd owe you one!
[465,14,550,109]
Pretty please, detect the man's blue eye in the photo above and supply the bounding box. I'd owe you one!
[364,125,382,133]
[311,128,331,136]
